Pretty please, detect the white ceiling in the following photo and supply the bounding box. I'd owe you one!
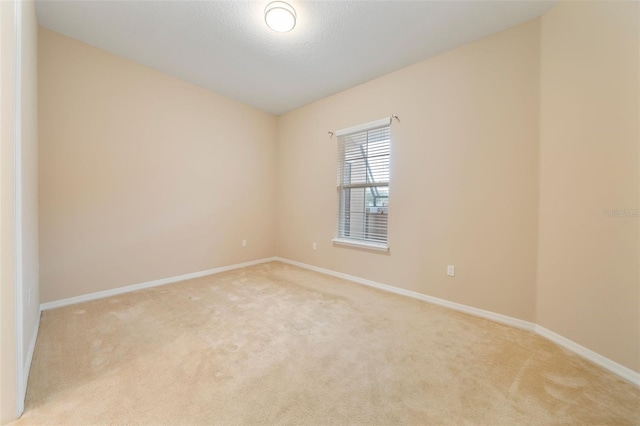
[36,1,556,115]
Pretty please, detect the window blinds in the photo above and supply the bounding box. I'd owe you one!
[336,118,391,246]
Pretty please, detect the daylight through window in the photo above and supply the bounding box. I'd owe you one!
[335,118,391,249]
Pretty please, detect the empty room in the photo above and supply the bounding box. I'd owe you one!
[1,0,639,424]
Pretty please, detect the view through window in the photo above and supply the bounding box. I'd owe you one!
[336,119,391,247]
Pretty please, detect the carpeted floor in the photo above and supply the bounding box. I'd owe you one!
[15,261,640,425]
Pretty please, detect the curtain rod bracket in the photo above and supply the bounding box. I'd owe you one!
[328,131,334,138]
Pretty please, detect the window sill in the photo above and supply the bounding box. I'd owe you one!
[332,238,389,252]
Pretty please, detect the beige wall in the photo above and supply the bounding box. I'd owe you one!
[277,2,640,374]
[276,20,541,322]
[38,27,277,303]
[537,2,639,372]
[1,0,18,422]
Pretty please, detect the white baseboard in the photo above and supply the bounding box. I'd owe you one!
[37,255,640,387]
[40,257,278,311]
[274,257,535,332]
[274,257,640,387]
[534,325,640,387]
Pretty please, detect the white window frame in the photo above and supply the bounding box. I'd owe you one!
[332,117,391,252]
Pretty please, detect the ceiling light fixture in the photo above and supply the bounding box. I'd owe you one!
[264,1,296,33]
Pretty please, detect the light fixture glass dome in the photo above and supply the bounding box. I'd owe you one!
[264,1,296,33]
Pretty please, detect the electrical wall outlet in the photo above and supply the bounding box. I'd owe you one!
[447,265,455,277]
[242,239,247,247]
[312,242,317,250]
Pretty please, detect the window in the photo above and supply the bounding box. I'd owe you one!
[334,118,391,251]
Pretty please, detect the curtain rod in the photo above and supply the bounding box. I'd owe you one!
[328,115,400,138]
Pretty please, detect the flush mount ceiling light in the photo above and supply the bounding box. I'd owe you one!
[264,1,296,33]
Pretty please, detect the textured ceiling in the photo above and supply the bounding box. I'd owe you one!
[36,1,556,115]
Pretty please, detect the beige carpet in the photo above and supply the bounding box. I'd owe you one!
[15,261,640,425]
